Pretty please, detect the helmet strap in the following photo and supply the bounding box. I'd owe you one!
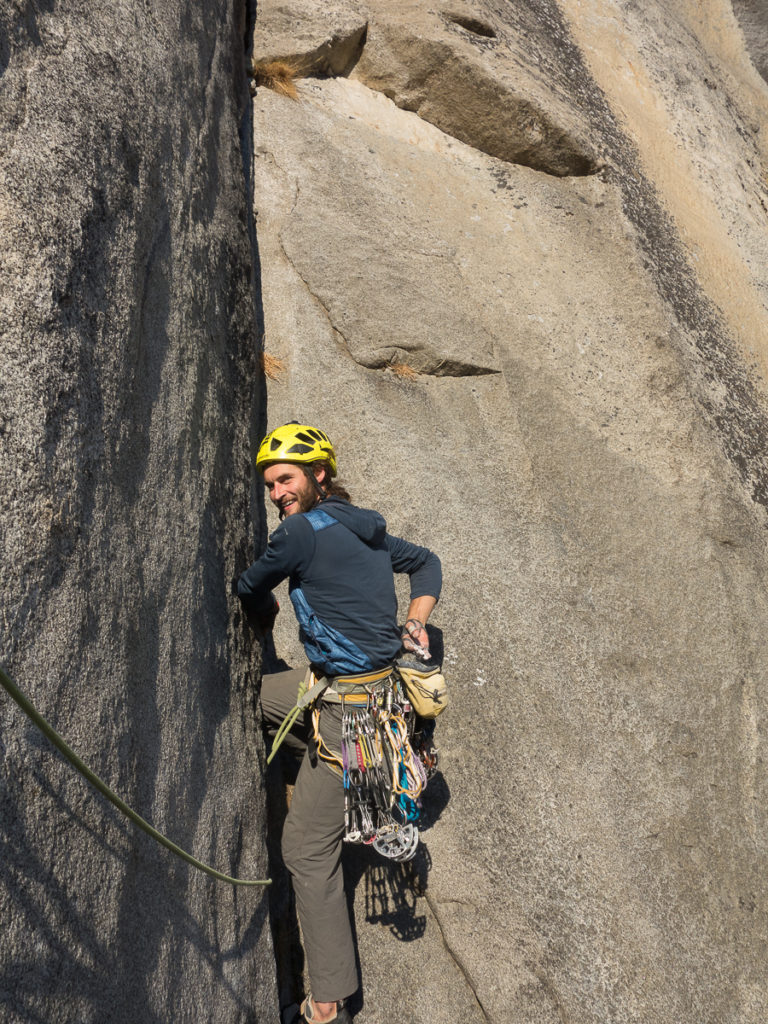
[304,463,328,501]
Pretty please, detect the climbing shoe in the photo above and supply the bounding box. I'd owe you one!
[299,995,352,1024]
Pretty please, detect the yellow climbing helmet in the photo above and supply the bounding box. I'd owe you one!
[255,422,337,476]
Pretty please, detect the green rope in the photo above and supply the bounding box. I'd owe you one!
[266,703,303,765]
[265,672,325,766]
[0,665,270,887]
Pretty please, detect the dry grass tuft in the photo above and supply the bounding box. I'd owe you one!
[260,352,286,381]
[250,60,301,100]
[388,361,421,380]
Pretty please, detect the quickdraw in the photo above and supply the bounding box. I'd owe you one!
[312,668,431,862]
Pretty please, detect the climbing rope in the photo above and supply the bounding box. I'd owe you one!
[0,665,271,887]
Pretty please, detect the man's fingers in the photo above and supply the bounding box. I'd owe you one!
[402,625,430,659]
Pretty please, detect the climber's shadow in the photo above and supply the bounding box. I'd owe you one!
[342,767,451,937]
[342,766,450,1020]
[344,842,430,942]
[417,768,450,831]
[424,625,444,666]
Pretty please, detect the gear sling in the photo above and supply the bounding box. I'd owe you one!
[269,665,426,862]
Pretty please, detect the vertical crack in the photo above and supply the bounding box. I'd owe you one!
[422,893,492,1023]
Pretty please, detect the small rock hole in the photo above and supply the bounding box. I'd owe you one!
[446,14,497,39]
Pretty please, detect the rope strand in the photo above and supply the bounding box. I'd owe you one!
[0,666,271,887]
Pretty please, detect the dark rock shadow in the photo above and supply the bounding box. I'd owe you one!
[0,745,270,1024]
[263,754,305,1014]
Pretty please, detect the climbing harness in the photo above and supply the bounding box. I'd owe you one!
[0,666,271,887]
[270,662,443,863]
[411,717,440,779]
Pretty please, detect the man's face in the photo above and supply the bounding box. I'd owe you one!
[263,462,320,517]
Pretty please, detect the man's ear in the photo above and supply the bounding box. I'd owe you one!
[313,463,327,487]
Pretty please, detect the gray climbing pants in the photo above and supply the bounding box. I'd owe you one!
[261,668,358,1004]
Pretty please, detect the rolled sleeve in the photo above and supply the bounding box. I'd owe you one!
[385,534,442,601]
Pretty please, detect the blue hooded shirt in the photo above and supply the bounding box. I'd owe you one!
[237,496,441,671]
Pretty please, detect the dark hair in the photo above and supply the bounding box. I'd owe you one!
[302,462,351,502]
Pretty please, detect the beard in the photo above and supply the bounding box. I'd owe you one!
[277,473,321,518]
[297,484,319,514]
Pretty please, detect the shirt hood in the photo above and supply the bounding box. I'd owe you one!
[318,496,387,545]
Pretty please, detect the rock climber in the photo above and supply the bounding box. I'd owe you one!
[237,422,441,1024]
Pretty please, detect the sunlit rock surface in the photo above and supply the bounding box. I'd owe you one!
[252,1,768,1022]
[2,0,767,1020]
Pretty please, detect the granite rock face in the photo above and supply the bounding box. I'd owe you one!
[251,1,768,1022]
[0,2,274,1022]
[3,0,768,1021]
[734,0,768,82]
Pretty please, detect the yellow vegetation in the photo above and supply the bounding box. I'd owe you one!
[250,60,301,100]
[260,352,286,381]
[387,361,420,380]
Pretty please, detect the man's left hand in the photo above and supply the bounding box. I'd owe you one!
[402,618,430,659]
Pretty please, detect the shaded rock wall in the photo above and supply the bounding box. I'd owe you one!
[0,1,274,1021]
[251,1,768,1022]
[733,0,768,82]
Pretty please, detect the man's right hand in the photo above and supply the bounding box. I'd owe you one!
[245,595,279,635]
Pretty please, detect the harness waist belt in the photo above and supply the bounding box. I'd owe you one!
[320,665,395,703]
